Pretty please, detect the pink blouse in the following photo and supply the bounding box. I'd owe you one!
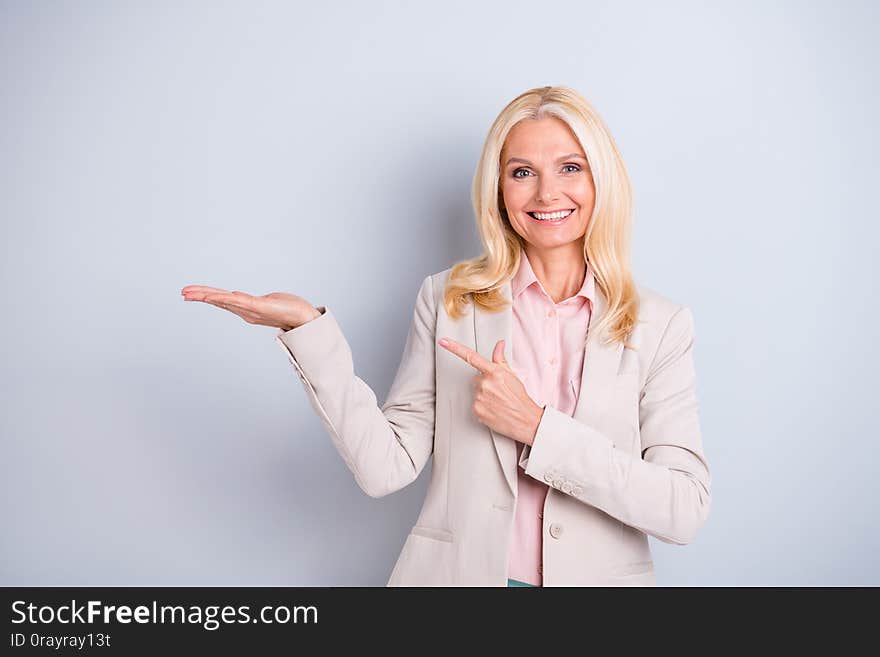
[506,248,595,586]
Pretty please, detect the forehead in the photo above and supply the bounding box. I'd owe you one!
[503,116,584,158]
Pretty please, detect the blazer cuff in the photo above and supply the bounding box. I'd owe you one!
[274,306,332,378]
[517,404,546,470]
[522,405,615,495]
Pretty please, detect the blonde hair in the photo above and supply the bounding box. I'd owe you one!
[443,85,639,348]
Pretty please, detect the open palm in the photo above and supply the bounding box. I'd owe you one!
[181,285,321,331]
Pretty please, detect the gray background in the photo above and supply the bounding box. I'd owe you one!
[2,0,877,586]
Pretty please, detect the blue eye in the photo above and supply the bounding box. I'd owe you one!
[512,165,580,179]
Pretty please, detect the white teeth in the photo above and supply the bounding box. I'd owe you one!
[531,209,573,221]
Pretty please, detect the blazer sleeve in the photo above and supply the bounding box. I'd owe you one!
[519,305,711,545]
[274,275,437,499]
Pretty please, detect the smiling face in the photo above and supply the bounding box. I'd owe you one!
[500,116,595,257]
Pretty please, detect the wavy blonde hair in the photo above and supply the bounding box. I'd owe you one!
[443,85,639,348]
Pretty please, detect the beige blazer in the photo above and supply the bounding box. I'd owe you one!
[275,267,711,586]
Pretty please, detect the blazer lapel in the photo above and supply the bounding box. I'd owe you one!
[572,284,625,424]
[474,276,624,499]
[473,280,517,497]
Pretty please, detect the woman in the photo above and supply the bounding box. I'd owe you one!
[181,85,711,587]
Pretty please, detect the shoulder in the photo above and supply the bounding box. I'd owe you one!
[635,282,685,320]
[634,282,696,345]
[429,267,454,287]
[405,268,454,314]
[636,284,694,354]
[424,267,454,304]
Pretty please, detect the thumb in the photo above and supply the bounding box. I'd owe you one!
[492,339,508,366]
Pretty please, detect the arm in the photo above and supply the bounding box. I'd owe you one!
[274,275,437,498]
[519,306,711,545]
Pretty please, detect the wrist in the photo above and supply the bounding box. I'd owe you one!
[281,307,322,332]
[527,403,545,446]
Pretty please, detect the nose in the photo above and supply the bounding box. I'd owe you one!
[535,176,560,205]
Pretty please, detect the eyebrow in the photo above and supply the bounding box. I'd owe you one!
[505,153,588,166]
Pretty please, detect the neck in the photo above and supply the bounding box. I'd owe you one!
[523,241,587,304]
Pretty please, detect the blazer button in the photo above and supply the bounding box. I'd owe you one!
[549,523,563,539]
[561,481,572,494]
[543,473,554,483]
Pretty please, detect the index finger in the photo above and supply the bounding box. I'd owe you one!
[439,338,494,374]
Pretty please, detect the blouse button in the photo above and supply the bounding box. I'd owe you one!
[547,309,556,318]
[549,356,558,366]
